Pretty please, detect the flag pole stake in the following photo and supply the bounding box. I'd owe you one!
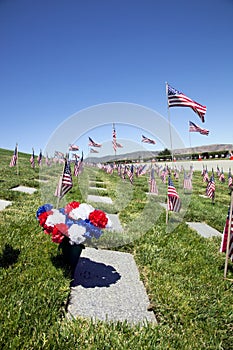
[166,207,169,225]
[224,189,233,278]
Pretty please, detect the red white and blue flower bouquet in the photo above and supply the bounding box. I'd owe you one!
[36,201,112,269]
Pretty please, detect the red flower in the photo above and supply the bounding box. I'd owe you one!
[64,201,80,215]
[89,210,108,228]
[38,210,52,227]
[51,224,68,244]
[55,223,69,237]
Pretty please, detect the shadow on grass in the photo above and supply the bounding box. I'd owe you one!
[0,244,20,268]
[51,253,73,281]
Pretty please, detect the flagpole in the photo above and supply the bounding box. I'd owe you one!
[16,143,19,176]
[188,125,193,162]
[166,202,169,224]
[55,155,66,209]
[165,82,174,162]
[224,188,233,279]
[56,175,62,209]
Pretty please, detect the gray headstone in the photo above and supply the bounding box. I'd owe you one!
[10,186,37,194]
[186,222,221,238]
[0,199,12,211]
[87,195,113,204]
[67,247,157,325]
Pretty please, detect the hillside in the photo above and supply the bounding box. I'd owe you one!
[85,143,233,163]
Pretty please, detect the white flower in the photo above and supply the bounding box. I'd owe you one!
[45,209,66,227]
[106,215,112,228]
[68,224,86,245]
[69,203,95,221]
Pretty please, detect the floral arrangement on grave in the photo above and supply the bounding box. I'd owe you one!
[36,201,112,246]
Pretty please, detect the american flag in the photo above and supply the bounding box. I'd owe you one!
[228,170,233,188]
[183,171,192,190]
[219,169,225,183]
[127,164,134,184]
[74,152,83,176]
[112,123,117,152]
[69,144,79,151]
[167,83,207,122]
[54,151,65,158]
[137,164,147,176]
[106,164,114,175]
[220,206,233,261]
[149,167,158,194]
[55,159,73,198]
[116,141,123,148]
[167,176,181,212]
[203,169,209,183]
[90,148,99,153]
[45,153,50,166]
[189,121,209,135]
[30,148,35,168]
[122,165,127,180]
[88,137,102,148]
[37,150,42,166]
[9,144,18,167]
[206,174,215,199]
[141,135,156,144]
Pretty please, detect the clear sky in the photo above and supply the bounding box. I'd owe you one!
[0,0,232,158]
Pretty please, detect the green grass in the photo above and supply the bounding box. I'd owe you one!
[0,148,233,349]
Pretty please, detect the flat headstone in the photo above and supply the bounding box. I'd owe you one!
[89,181,106,185]
[35,179,49,183]
[89,187,107,191]
[10,186,37,194]
[199,194,208,199]
[159,203,167,209]
[67,247,156,325]
[186,222,221,238]
[106,213,123,232]
[0,199,12,211]
[146,192,158,196]
[87,195,113,204]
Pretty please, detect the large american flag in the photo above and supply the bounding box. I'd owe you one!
[167,176,181,212]
[149,167,158,194]
[206,174,215,199]
[141,135,156,144]
[55,159,73,198]
[220,206,233,261]
[88,137,102,148]
[167,83,207,122]
[9,144,18,167]
[189,121,209,135]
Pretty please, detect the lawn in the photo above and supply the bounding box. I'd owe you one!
[0,148,233,349]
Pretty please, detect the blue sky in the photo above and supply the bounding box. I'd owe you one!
[0,0,232,158]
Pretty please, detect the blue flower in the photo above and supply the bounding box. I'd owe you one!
[36,203,53,219]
